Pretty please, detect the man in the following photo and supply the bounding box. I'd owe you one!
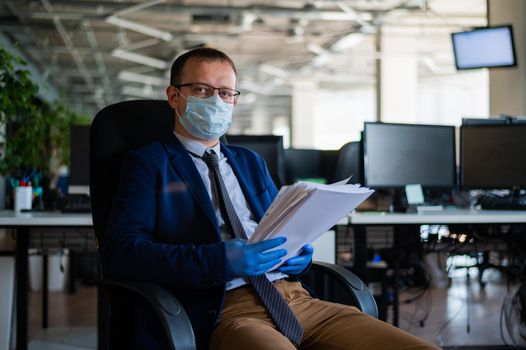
[102,47,437,350]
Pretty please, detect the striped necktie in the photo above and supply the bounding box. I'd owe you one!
[202,150,303,346]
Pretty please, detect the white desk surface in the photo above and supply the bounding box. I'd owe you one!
[2,208,525,227]
[348,208,526,225]
[0,210,92,226]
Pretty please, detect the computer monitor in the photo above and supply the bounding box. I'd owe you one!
[462,117,509,125]
[284,148,341,185]
[460,124,526,189]
[226,134,286,187]
[511,116,526,125]
[284,149,322,184]
[363,122,456,188]
[451,25,517,70]
[69,125,90,195]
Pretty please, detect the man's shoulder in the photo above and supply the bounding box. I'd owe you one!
[125,142,171,166]
[222,144,268,176]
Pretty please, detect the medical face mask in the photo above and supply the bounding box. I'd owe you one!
[178,95,233,140]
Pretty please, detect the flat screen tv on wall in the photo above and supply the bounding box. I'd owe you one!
[451,25,517,70]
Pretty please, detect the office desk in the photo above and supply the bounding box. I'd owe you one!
[0,210,92,350]
[349,208,526,225]
[345,208,526,326]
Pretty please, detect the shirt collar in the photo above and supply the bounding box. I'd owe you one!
[173,131,221,159]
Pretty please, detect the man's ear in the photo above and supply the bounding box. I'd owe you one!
[166,85,179,109]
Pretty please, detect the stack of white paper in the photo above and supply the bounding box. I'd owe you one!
[248,178,374,267]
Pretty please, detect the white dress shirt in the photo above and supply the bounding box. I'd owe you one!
[174,132,287,290]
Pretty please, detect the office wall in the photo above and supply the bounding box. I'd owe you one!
[418,72,489,125]
[381,26,488,126]
[291,79,317,148]
[489,0,526,116]
[379,27,419,124]
[291,81,375,149]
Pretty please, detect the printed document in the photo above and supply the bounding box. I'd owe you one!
[248,178,374,268]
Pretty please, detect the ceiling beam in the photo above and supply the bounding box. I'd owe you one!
[82,20,114,101]
[40,0,103,108]
[28,2,369,22]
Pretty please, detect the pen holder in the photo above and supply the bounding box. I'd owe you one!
[14,186,32,212]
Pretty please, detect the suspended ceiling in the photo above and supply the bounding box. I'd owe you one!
[0,0,486,129]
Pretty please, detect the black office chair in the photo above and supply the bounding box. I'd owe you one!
[90,100,377,350]
[331,141,362,184]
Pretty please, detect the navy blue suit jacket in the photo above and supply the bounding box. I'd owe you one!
[102,136,278,349]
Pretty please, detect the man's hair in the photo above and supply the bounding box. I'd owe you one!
[169,47,237,86]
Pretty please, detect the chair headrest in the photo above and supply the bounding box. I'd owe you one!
[89,99,175,243]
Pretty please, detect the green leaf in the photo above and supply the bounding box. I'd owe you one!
[0,47,89,177]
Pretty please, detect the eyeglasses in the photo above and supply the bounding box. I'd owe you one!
[175,83,241,104]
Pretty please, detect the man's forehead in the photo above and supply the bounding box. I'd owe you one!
[183,58,234,72]
[180,58,236,83]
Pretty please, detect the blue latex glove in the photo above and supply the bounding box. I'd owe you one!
[277,244,314,276]
[225,236,287,277]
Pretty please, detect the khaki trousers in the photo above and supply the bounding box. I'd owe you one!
[209,280,438,350]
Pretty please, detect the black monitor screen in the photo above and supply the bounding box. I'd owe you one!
[284,149,323,184]
[363,123,456,188]
[462,117,509,126]
[452,25,516,70]
[226,135,285,186]
[69,125,90,194]
[461,124,526,189]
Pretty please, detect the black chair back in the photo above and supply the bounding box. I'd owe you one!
[89,100,175,244]
[331,141,362,184]
[89,100,175,349]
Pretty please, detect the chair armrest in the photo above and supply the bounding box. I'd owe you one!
[96,279,196,350]
[302,261,378,319]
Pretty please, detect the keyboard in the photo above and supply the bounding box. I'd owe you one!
[61,194,92,213]
[477,194,526,210]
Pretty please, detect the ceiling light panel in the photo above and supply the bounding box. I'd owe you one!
[111,49,168,69]
[106,16,173,41]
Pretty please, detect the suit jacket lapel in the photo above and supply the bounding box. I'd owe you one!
[221,144,265,222]
[163,138,218,227]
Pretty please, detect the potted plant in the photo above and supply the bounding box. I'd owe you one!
[0,47,87,209]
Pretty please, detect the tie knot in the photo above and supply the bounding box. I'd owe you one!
[202,150,219,168]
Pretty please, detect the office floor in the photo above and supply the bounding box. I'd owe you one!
[397,269,516,349]
[28,286,96,350]
[26,270,516,350]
